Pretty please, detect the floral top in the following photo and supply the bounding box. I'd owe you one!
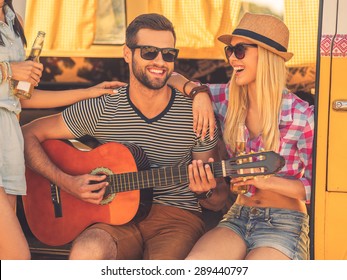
[209,83,314,203]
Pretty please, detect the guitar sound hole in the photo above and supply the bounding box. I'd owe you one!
[89,179,106,185]
[91,188,103,193]
[90,174,108,193]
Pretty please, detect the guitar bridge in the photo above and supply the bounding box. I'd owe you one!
[50,183,62,218]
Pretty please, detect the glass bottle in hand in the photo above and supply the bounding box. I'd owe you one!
[13,31,46,99]
[232,122,250,194]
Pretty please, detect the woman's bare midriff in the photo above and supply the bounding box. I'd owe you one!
[235,189,308,214]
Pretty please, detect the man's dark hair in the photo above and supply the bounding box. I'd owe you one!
[126,13,176,47]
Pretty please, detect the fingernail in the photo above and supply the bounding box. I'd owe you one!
[112,89,118,93]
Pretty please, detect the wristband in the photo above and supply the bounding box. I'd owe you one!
[183,79,203,97]
[190,84,212,100]
[193,189,214,200]
[182,80,191,96]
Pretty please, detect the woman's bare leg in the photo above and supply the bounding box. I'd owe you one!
[0,187,30,260]
[246,247,290,260]
[186,227,247,260]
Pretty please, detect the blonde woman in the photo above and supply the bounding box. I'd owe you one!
[169,13,314,260]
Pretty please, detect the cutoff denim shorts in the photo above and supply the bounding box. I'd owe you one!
[218,204,310,260]
[0,107,26,195]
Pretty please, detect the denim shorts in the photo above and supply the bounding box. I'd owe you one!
[0,108,26,195]
[218,204,310,260]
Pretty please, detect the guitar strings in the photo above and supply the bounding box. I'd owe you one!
[105,163,223,192]
[100,152,279,195]
[103,161,268,193]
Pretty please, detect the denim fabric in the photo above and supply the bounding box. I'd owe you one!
[218,204,310,260]
[0,5,25,114]
[0,107,26,194]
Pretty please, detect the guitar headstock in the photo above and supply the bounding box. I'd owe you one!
[223,151,285,178]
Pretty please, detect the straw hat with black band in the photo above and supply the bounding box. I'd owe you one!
[218,12,293,62]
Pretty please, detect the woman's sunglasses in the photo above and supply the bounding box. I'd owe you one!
[224,43,257,60]
[128,45,179,62]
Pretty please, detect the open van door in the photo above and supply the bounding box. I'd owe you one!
[314,0,347,259]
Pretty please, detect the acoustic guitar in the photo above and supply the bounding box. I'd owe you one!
[23,139,285,246]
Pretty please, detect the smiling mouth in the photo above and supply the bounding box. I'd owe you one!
[148,68,166,75]
[233,66,244,73]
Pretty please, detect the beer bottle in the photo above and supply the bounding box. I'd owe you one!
[232,122,250,194]
[13,31,46,99]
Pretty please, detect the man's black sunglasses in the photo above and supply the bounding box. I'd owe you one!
[224,43,257,60]
[128,45,179,62]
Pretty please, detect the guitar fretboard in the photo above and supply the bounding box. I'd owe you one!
[106,162,225,193]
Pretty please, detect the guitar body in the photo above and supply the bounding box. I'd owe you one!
[23,140,152,246]
[23,139,284,246]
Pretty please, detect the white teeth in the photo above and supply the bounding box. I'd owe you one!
[149,69,163,74]
[233,66,244,71]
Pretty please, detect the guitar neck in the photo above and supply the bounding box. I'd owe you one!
[107,162,224,193]
[104,150,285,195]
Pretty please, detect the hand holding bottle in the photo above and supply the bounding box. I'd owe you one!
[10,60,43,86]
[13,31,45,99]
[231,122,250,194]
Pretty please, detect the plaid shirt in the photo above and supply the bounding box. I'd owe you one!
[209,83,314,203]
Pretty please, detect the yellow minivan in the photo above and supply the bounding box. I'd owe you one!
[314,0,347,260]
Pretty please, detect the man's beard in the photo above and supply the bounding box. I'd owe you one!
[132,61,171,90]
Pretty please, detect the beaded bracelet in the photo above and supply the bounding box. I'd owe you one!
[0,63,3,84]
[4,61,12,81]
[0,62,8,84]
[5,61,12,81]
[4,61,14,93]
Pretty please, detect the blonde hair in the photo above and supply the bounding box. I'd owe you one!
[223,47,287,153]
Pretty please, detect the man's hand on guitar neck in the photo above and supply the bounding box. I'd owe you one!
[188,158,217,193]
[61,173,108,204]
[188,157,229,211]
